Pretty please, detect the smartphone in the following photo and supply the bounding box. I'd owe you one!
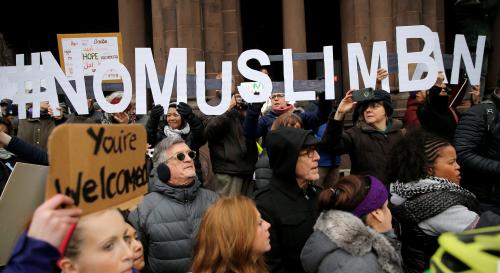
[352,87,375,102]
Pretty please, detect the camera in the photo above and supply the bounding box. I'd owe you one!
[352,87,375,102]
[235,95,248,110]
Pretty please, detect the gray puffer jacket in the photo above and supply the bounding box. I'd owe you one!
[300,210,403,273]
[128,170,218,273]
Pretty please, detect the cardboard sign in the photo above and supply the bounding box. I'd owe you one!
[57,33,124,81]
[0,163,48,266]
[46,124,147,215]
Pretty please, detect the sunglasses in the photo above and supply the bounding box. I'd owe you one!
[166,150,197,161]
[270,93,285,99]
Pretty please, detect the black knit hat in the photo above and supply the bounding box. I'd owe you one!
[352,89,393,123]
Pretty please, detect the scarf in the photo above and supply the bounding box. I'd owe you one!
[164,123,190,139]
[272,103,294,115]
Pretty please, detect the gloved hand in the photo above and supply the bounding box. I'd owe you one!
[248,102,264,113]
[176,102,194,119]
[150,105,165,120]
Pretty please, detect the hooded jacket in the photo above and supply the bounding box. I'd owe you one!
[254,128,321,273]
[300,210,403,273]
[128,168,218,273]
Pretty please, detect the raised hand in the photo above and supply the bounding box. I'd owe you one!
[334,90,357,120]
[27,194,82,248]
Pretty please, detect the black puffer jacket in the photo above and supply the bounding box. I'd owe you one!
[322,116,404,185]
[454,92,500,204]
[254,128,321,273]
[128,168,218,273]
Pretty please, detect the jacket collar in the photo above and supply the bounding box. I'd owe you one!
[149,170,201,203]
[271,176,319,200]
[314,210,403,273]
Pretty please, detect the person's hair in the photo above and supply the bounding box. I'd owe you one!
[152,134,185,167]
[271,112,303,130]
[387,129,452,183]
[0,117,12,135]
[191,196,268,273]
[64,209,118,259]
[318,175,371,214]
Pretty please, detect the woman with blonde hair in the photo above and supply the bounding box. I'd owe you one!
[191,196,271,273]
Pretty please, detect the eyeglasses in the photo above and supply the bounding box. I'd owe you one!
[298,146,318,158]
[270,93,285,99]
[166,150,196,161]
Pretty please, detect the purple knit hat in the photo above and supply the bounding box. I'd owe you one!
[352,176,388,218]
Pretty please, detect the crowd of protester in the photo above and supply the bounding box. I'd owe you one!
[1,68,500,273]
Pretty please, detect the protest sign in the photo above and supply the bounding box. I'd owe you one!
[0,163,48,266]
[46,124,147,215]
[0,25,487,118]
[57,33,123,81]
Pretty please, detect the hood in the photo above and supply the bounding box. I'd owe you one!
[302,210,402,273]
[148,166,201,203]
[266,127,317,180]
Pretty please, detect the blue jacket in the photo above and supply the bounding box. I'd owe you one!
[243,102,331,143]
[3,233,141,273]
[2,233,59,273]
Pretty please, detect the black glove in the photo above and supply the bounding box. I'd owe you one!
[176,102,194,119]
[248,102,264,113]
[150,105,164,120]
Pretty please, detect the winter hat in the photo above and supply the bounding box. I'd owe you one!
[353,89,393,123]
[352,176,388,218]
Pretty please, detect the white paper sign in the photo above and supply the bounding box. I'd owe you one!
[57,33,123,81]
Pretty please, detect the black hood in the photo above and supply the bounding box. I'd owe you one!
[266,127,317,181]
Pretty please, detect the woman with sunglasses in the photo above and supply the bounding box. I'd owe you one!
[128,135,218,273]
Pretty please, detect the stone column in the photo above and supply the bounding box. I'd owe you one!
[203,0,224,79]
[118,0,147,80]
[282,0,308,80]
[222,0,243,81]
[422,0,445,50]
[370,0,394,88]
[340,0,356,90]
[177,0,197,73]
[486,6,500,90]
[151,0,177,73]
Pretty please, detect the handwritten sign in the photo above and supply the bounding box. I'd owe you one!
[57,33,123,81]
[46,124,147,215]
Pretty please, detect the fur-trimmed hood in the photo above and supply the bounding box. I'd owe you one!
[301,210,403,273]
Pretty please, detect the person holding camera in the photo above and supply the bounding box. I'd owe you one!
[417,71,459,141]
[202,93,258,196]
[244,89,331,145]
[321,89,404,185]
